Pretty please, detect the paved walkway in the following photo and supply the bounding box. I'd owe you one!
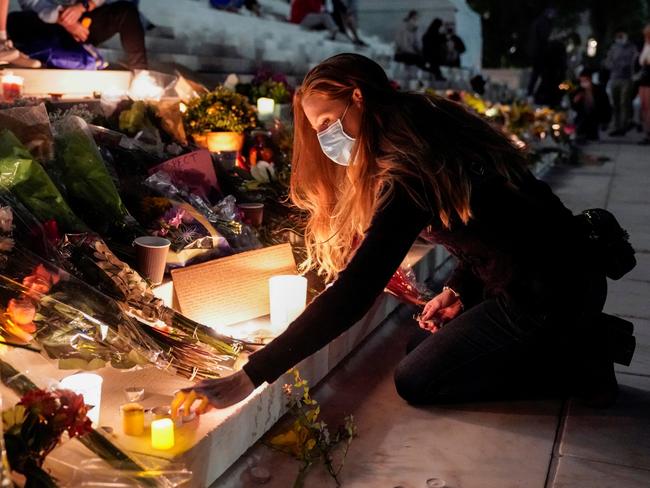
[218,135,650,488]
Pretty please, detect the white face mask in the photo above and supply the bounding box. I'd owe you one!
[317,103,356,166]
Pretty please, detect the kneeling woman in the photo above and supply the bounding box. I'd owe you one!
[175,53,618,412]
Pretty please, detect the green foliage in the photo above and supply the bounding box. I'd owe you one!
[184,86,258,134]
[267,369,356,488]
[251,80,293,104]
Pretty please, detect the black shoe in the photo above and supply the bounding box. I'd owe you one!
[638,137,650,145]
[609,129,625,136]
[577,208,637,280]
[580,360,619,408]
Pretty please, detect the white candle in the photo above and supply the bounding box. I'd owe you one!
[151,418,175,450]
[257,97,275,121]
[60,373,103,426]
[269,275,307,334]
[128,70,163,101]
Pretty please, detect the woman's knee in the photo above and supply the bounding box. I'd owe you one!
[109,1,140,18]
[394,360,442,405]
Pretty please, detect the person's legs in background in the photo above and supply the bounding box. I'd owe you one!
[0,0,40,67]
[300,12,339,40]
[86,1,147,69]
[638,86,650,144]
[610,79,624,135]
[620,79,634,133]
[0,0,18,63]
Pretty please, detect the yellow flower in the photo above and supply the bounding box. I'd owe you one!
[2,405,26,431]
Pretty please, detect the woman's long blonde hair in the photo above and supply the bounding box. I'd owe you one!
[292,54,528,282]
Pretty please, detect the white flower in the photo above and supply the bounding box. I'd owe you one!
[0,207,13,233]
[250,161,276,183]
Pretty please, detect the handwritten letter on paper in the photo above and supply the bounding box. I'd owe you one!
[171,243,297,328]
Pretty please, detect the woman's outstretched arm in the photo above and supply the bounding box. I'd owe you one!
[243,181,432,387]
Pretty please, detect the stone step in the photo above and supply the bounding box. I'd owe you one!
[10,68,132,98]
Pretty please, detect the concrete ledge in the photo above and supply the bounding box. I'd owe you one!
[19,243,444,486]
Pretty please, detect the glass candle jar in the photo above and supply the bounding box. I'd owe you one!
[120,402,145,436]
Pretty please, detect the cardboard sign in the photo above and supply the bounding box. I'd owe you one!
[149,149,218,199]
[171,243,297,329]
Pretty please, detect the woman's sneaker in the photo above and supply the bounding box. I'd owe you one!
[0,39,19,64]
[0,40,40,68]
[10,50,41,69]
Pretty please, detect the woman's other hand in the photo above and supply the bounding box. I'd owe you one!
[171,369,256,418]
[417,288,463,332]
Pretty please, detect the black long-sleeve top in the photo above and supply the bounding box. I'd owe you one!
[243,166,588,387]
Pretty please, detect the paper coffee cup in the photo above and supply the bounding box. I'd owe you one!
[134,236,170,285]
[238,203,264,227]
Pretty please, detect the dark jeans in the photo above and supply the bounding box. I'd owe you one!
[394,270,608,404]
[8,1,147,69]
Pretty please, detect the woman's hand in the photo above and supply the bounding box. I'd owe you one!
[171,369,255,418]
[59,4,85,26]
[417,288,463,332]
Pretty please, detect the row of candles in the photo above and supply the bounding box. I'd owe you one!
[60,373,175,450]
[1,69,277,116]
[56,274,308,451]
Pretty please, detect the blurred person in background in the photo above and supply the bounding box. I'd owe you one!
[527,8,557,97]
[422,17,446,81]
[534,38,566,107]
[290,0,339,41]
[571,69,611,143]
[10,0,147,69]
[442,21,465,68]
[637,24,650,145]
[394,10,427,71]
[604,28,638,136]
[329,0,365,46]
[0,0,40,66]
[210,0,261,16]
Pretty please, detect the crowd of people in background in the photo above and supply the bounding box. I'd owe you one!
[289,0,365,46]
[393,9,466,81]
[526,8,650,146]
[2,0,649,147]
[0,0,367,71]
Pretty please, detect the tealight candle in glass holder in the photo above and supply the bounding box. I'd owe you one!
[120,403,145,436]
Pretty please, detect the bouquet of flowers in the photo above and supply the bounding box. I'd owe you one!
[184,86,257,136]
[52,116,143,239]
[0,129,88,234]
[145,171,261,253]
[249,70,294,104]
[137,196,232,269]
[2,387,92,487]
[0,359,178,488]
[0,198,244,379]
[385,266,434,307]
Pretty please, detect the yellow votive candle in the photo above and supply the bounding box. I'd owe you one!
[151,418,174,450]
[120,403,145,436]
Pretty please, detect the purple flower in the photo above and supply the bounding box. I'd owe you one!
[163,207,186,228]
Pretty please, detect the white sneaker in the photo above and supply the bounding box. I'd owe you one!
[10,50,41,69]
[0,40,19,64]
